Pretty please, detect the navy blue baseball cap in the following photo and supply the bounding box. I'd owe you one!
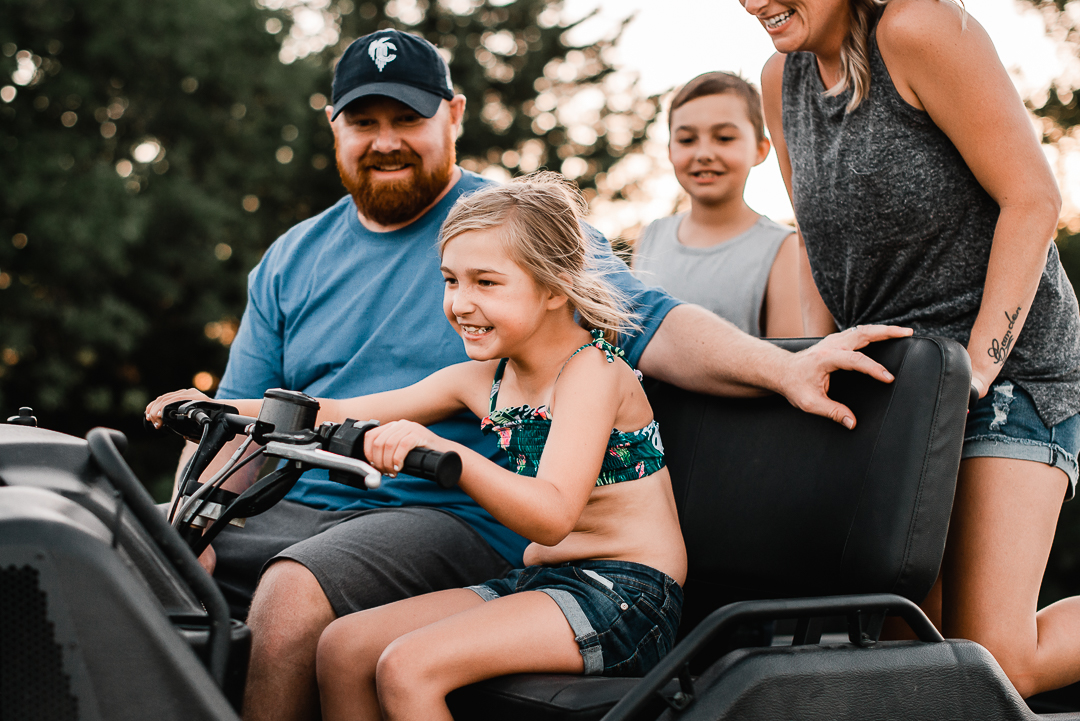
[331,30,455,120]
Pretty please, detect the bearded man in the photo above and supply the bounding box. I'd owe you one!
[189,29,908,721]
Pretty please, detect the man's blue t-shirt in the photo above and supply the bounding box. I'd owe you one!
[216,170,681,566]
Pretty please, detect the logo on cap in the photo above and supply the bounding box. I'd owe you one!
[369,38,397,72]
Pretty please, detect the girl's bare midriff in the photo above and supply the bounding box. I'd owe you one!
[522,469,687,585]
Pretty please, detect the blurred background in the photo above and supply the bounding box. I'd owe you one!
[3,0,1080,605]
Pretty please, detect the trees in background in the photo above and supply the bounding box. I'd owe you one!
[0,0,656,495]
[1017,0,1080,607]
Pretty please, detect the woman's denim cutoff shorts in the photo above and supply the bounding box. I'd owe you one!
[963,379,1080,500]
[467,559,683,677]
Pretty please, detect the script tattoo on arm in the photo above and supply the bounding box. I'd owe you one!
[987,307,1021,365]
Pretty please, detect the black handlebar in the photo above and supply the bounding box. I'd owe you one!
[155,394,462,558]
[161,400,259,443]
[324,418,460,489]
[403,447,462,489]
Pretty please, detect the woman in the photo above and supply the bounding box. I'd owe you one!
[745,0,1080,697]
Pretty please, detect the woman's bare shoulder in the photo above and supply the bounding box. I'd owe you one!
[877,0,984,52]
[877,0,999,111]
[761,52,787,89]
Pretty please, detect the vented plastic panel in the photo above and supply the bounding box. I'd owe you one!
[0,564,79,721]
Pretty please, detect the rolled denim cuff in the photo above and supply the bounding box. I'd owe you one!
[466,584,501,602]
[962,436,1078,501]
[540,588,604,675]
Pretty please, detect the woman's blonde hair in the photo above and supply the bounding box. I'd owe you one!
[833,0,964,112]
[438,171,638,344]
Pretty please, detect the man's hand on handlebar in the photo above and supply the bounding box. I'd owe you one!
[145,388,214,429]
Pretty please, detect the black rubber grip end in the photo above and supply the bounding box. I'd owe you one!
[403,448,461,489]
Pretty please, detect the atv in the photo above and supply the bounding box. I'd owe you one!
[2,336,1076,720]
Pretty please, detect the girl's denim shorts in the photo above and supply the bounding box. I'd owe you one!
[467,559,683,677]
[963,379,1080,500]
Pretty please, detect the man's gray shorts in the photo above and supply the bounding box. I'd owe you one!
[211,500,512,619]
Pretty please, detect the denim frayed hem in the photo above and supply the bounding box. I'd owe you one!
[467,584,501,602]
[962,434,1079,500]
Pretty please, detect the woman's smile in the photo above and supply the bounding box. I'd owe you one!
[763,8,795,30]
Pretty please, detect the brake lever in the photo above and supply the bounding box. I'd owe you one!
[264,441,382,489]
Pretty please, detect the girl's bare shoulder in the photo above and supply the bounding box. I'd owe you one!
[440,359,502,415]
[555,344,652,425]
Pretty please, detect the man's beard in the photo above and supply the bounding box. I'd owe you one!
[337,144,455,227]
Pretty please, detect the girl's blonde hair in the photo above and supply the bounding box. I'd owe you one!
[833,0,965,113]
[438,171,638,344]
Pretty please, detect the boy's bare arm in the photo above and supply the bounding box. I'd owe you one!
[797,231,839,336]
[762,233,805,338]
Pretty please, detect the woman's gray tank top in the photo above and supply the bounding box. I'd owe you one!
[781,21,1080,426]
[633,214,792,337]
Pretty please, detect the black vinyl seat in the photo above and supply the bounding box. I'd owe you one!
[449,336,977,720]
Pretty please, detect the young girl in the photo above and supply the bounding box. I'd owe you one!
[146,173,686,720]
[634,72,803,338]
[747,0,1080,697]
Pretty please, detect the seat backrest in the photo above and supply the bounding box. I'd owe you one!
[645,336,970,606]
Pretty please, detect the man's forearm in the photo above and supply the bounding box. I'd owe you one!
[639,304,912,429]
[172,436,264,500]
[636,304,794,397]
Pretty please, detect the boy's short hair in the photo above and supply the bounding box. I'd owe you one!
[669,72,765,143]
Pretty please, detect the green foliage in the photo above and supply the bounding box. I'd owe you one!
[0,0,657,496]
[1018,11,1080,303]
[1034,86,1080,309]
[1,0,336,494]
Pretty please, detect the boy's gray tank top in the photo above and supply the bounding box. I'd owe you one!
[634,214,792,337]
[781,21,1080,426]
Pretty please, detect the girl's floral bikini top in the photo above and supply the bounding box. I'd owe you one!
[480,330,665,486]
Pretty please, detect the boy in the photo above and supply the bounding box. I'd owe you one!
[633,72,803,338]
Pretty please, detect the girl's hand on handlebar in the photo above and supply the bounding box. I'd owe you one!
[145,389,213,429]
[363,420,443,477]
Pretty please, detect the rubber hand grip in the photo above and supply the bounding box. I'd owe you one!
[402,448,461,489]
